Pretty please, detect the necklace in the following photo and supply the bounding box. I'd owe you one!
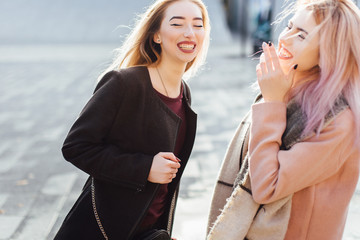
[156,67,169,97]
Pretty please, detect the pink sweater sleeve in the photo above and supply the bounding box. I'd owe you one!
[249,102,355,204]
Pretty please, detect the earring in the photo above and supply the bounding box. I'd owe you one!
[157,39,161,43]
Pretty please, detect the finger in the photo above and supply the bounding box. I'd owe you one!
[256,63,261,73]
[268,43,281,70]
[159,152,178,162]
[259,53,265,63]
[168,161,181,169]
[287,64,298,85]
[256,64,262,79]
[262,42,273,72]
[256,63,261,71]
[167,174,176,181]
[260,61,267,76]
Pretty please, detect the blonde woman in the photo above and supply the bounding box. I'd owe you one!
[54,0,210,239]
[207,0,360,239]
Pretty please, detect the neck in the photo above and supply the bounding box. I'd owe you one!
[154,60,186,97]
[158,64,184,83]
[292,72,306,86]
[293,66,320,86]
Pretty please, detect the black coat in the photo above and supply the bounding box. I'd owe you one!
[54,66,197,240]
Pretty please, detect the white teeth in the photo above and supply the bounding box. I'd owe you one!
[179,44,195,50]
[278,48,292,58]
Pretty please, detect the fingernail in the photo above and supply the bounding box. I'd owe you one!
[268,42,272,47]
[262,42,266,48]
[294,64,298,70]
[176,157,181,162]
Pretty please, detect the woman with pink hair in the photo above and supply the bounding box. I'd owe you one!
[207,0,360,239]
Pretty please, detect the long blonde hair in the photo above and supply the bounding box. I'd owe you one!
[279,0,360,143]
[99,0,210,80]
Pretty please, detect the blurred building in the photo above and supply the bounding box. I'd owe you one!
[0,0,149,44]
[222,0,290,55]
[222,0,360,55]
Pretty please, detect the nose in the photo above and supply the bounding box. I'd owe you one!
[278,35,289,50]
[279,29,295,45]
[184,24,195,38]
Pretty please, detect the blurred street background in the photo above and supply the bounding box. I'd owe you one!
[0,0,359,239]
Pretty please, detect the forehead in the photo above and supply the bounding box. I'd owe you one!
[163,1,203,20]
[291,7,317,31]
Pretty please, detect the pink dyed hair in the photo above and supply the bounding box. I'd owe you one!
[287,0,360,143]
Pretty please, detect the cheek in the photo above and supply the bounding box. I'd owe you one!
[196,32,205,50]
[295,49,319,71]
[162,32,177,43]
[160,33,179,53]
[160,26,178,43]
[197,30,205,42]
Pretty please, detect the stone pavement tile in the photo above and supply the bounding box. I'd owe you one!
[41,172,78,196]
[47,174,88,240]
[0,216,23,240]
[11,196,63,240]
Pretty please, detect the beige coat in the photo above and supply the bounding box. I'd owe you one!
[208,102,360,240]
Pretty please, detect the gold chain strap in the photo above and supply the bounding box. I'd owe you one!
[167,189,177,232]
[91,177,109,240]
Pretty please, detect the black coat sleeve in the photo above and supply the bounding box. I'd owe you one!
[62,71,153,191]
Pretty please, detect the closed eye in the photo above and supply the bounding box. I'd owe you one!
[287,23,306,40]
[298,33,306,40]
[286,22,293,30]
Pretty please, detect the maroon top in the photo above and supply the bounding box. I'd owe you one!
[140,85,187,229]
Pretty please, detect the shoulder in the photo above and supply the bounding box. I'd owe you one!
[115,65,149,84]
[182,81,192,104]
[94,70,122,93]
[319,108,356,146]
[330,108,354,133]
[183,81,191,93]
[95,66,149,93]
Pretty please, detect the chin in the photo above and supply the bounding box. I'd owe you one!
[279,62,292,74]
[178,55,197,64]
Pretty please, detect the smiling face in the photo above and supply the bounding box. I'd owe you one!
[155,0,205,66]
[277,7,320,76]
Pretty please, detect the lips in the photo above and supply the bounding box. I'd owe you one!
[177,41,196,53]
[278,44,293,59]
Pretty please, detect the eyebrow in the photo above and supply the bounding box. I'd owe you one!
[297,27,308,34]
[289,21,309,34]
[169,16,203,21]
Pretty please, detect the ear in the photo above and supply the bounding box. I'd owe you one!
[153,33,161,44]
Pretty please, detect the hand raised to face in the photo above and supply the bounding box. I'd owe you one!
[256,42,297,103]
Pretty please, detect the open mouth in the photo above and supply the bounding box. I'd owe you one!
[278,44,293,59]
[177,41,196,53]
[179,44,195,50]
